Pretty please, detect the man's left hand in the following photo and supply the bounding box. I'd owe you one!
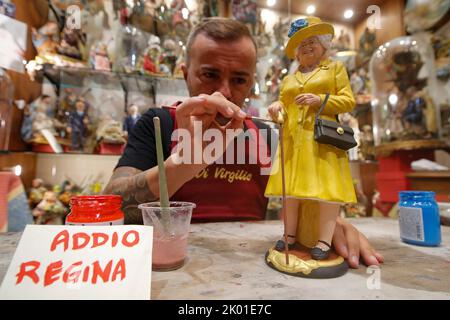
[332,216,384,268]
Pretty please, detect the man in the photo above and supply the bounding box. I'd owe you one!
[104,18,383,268]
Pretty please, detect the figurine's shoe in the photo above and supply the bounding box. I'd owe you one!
[310,240,332,260]
[274,234,296,251]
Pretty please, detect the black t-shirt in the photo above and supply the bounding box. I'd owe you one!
[117,108,275,171]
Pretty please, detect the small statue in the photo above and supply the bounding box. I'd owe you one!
[28,178,47,209]
[56,27,85,60]
[58,180,76,208]
[123,104,141,138]
[335,29,351,51]
[358,27,377,61]
[29,95,62,147]
[265,17,356,278]
[89,42,111,71]
[173,49,186,78]
[96,117,127,145]
[31,22,59,55]
[32,191,67,225]
[67,99,90,151]
[359,125,375,161]
[401,88,437,139]
[350,70,365,96]
[160,39,177,75]
[340,113,360,161]
[141,35,162,74]
[170,0,191,39]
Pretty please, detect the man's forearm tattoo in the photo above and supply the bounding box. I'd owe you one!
[103,167,157,224]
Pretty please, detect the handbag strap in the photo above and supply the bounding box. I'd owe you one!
[314,92,330,123]
[315,93,341,123]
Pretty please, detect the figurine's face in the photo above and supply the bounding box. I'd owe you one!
[43,191,56,203]
[296,36,325,66]
[75,101,85,111]
[182,33,256,108]
[32,179,42,188]
[42,96,51,106]
[129,105,139,115]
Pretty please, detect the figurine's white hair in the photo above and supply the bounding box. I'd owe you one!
[296,34,333,60]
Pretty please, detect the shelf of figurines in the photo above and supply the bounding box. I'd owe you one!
[35,63,184,90]
[21,61,189,156]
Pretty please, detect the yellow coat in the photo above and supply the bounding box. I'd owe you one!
[265,59,357,204]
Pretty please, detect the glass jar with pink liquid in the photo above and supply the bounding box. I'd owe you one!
[138,201,195,271]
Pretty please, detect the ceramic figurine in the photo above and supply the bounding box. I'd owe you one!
[32,191,67,225]
[58,180,76,207]
[358,27,377,62]
[31,22,59,56]
[340,112,360,161]
[90,42,111,71]
[160,39,177,75]
[265,17,356,278]
[334,29,351,51]
[123,104,141,138]
[96,115,126,145]
[141,35,162,74]
[56,27,85,60]
[170,0,191,39]
[28,178,48,209]
[402,88,437,139]
[67,99,90,151]
[359,125,375,161]
[30,95,59,142]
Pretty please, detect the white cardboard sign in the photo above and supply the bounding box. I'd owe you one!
[0,225,153,300]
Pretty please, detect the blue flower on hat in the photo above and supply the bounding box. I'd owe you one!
[288,19,309,38]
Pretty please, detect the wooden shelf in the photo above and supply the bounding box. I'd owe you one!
[406,171,450,195]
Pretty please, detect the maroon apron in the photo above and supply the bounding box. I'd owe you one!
[167,106,271,222]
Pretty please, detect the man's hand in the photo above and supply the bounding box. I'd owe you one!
[174,92,247,164]
[295,93,321,108]
[333,216,384,268]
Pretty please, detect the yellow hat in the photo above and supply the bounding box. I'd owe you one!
[285,16,334,59]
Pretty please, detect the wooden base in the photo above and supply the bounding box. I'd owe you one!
[265,244,348,279]
[95,142,125,155]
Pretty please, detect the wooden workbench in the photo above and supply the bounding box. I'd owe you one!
[0,218,449,300]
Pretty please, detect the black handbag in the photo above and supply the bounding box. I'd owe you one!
[314,93,357,151]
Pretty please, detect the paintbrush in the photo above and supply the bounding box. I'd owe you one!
[161,105,282,124]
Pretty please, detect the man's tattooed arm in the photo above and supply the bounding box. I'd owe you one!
[103,166,156,224]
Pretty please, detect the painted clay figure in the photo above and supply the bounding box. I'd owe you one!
[265,17,357,267]
[67,99,90,151]
[123,104,141,138]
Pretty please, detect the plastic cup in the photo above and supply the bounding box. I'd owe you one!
[138,201,195,271]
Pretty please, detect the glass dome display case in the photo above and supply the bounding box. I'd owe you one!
[369,34,443,148]
[0,68,14,151]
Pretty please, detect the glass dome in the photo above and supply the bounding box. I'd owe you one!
[0,68,14,151]
[369,34,441,146]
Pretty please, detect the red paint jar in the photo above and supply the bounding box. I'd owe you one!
[65,195,124,226]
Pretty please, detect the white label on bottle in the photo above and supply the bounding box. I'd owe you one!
[399,207,424,242]
[66,218,124,226]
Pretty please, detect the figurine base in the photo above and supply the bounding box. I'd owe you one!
[95,142,126,155]
[32,143,69,153]
[265,244,348,278]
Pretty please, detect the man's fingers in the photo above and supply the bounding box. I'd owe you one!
[359,232,384,266]
[207,92,246,120]
[374,252,384,263]
[332,223,349,259]
[343,223,360,268]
